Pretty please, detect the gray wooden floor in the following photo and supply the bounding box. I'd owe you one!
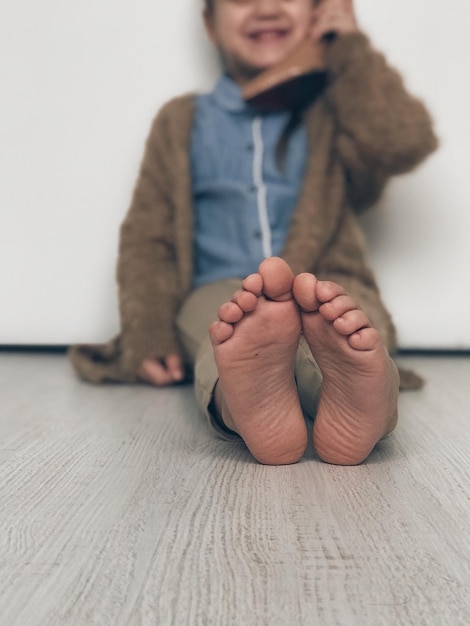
[0,351,469,626]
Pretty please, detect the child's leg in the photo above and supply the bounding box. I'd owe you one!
[176,278,242,365]
[176,278,245,440]
[294,335,323,420]
[293,273,399,466]
[209,258,308,465]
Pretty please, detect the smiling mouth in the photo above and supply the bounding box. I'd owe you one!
[248,29,289,43]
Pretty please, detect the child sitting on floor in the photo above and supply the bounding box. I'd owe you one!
[70,0,437,465]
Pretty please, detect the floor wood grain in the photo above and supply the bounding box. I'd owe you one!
[0,352,469,625]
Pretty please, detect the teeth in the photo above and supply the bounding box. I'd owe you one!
[252,30,285,41]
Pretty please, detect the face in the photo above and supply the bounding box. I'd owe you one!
[204,0,316,86]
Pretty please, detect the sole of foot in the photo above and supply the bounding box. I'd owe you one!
[293,273,399,466]
[209,258,308,465]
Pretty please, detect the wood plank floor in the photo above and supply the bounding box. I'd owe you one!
[0,351,469,625]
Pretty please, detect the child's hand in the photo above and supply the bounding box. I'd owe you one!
[311,0,358,43]
[138,354,185,386]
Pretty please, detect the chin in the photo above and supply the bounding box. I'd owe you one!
[232,52,292,84]
[249,55,286,72]
[254,50,293,70]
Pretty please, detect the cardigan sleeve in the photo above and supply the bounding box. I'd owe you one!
[116,99,193,375]
[69,97,195,384]
[323,33,438,211]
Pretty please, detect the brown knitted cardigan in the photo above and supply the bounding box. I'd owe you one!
[69,33,437,388]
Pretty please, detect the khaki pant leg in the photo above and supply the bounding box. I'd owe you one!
[295,336,323,420]
[176,279,243,440]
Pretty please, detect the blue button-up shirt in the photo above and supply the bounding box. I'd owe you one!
[191,74,308,288]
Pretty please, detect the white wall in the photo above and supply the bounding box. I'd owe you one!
[1,0,469,348]
[355,0,470,349]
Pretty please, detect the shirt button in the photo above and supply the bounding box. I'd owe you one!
[246,143,254,152]
[249,184,257,193]
[253,230,262,238]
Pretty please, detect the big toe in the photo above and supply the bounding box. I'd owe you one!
[293,273,321,311]
[258,257,295,301]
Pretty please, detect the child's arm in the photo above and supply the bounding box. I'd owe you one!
[326,34,437,171]
[313,1,438,210]
[68,99,193,385]
[116,99,193,379]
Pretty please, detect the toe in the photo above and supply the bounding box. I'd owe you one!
[242,273,263,296]
[218,301,244,324]
[231,289,258,313]
[319,295,357,321]
[209,320,234,345]
[316,280,346,303]
[348,327,382,351]
[293,273,321,311]
[258,257,295,301]
[333,309,370,335]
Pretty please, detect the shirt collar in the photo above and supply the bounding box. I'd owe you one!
[210,73,251,114]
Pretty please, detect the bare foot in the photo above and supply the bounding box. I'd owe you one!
[293,274,399,465]
[209,258,307,465]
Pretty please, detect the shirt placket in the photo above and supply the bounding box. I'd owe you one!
[251,116,273,260]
